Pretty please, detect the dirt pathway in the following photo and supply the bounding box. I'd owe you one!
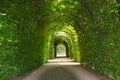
[22,58,104,80]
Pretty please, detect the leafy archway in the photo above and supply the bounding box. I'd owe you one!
[0,0,120,80]
[54,41,69,58]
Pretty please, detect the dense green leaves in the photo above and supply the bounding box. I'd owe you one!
[0,0,48,79]
[75,1,120,80]
[0,0,120,80]
[46,0,120,80]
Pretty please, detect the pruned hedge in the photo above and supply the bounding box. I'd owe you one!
[0,0,120,80]
[0,0,48,79]
[74,1,120,80]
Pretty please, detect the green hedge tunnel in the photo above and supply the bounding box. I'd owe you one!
[0,0,120,80]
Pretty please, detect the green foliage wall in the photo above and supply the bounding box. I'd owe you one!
[0,0,48,79]
[0,0,120,80]
[73,1,120,80]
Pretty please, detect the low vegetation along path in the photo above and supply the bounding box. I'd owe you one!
[23,58,104,80]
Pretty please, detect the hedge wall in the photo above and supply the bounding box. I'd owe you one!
[74,1,120,80]
[0,0,120,80]
[0,0,48,79]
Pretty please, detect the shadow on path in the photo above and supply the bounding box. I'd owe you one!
[40,66,78,80]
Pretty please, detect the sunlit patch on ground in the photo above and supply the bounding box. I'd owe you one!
[45,58,80,66]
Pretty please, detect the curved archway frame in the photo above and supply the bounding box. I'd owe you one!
[49,33,73,59]
[54,40,69,58]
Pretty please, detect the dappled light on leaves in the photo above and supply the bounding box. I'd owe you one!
[0,0,120,80]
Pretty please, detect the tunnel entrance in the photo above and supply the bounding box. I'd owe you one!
[54,40,69,58]
[56,44,66,58]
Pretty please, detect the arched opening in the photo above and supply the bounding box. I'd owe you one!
[54,40,70,58]
[56,44,66,58]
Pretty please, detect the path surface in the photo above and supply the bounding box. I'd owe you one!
[23,58,103,80]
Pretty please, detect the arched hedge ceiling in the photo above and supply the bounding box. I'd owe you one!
[45,0,120,79]
[45,0,119,33]
[46,22,80,60]
[0,0,120,80]
[45,22,78,42]
[54,31,67,37]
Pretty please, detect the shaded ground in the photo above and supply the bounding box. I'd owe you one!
[40,66,78,80]
[21,58,108,80]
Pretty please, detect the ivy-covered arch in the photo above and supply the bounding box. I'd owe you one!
[48,31,73,59]
[54,40,70,58]
[44,22,80,60]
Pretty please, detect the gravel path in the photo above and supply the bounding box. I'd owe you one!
[22,58,104,80]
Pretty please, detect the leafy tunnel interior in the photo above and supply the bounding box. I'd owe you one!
[54,39,70,58]
[55,42,67,58]
[0,0,120,80]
